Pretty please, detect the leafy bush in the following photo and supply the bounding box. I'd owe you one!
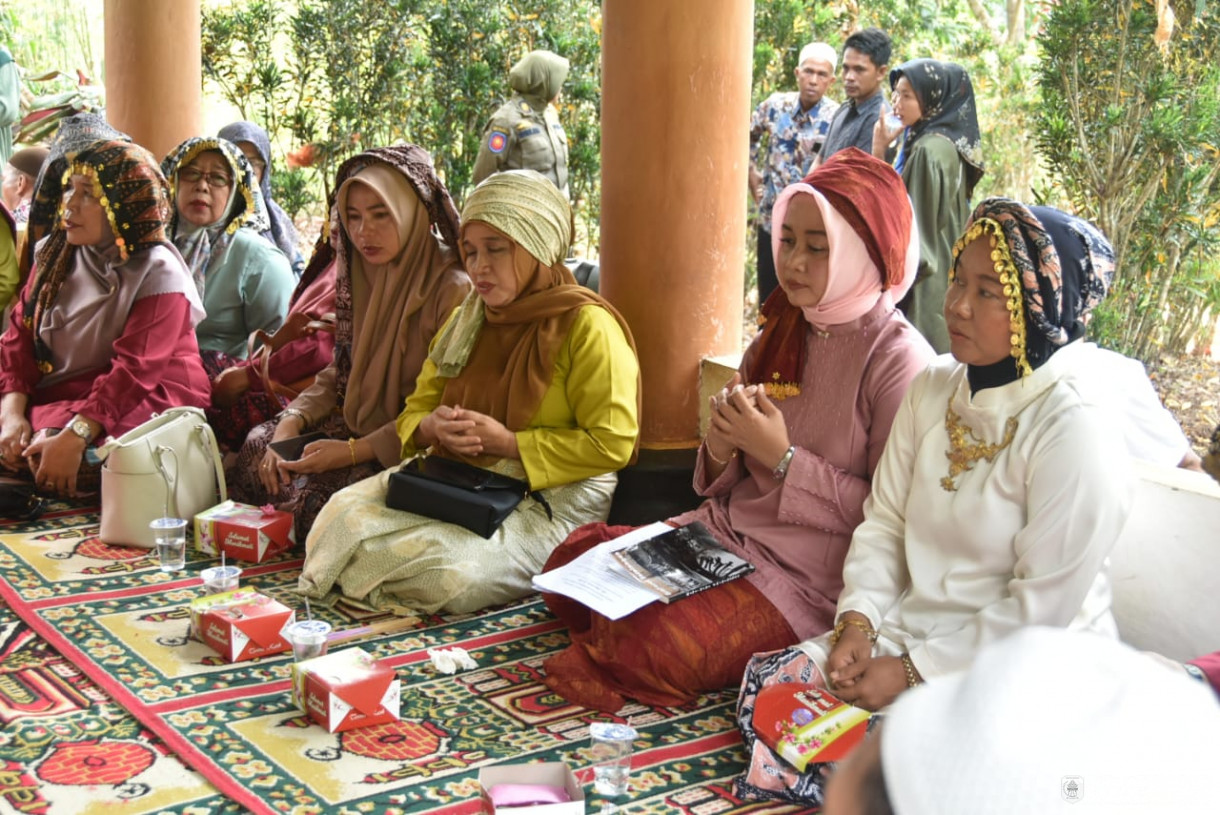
[1037,0,1220,359]
[201,0,601,247]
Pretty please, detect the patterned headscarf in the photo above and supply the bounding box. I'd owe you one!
[217,121,302,266]
[951,198,1114,377]
[161,137,270,298]
[890,59,985,197]
[754,148,916,398]
[19,114,130,280]
[25,140,177,369]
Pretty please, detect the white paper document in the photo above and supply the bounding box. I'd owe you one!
[531,521,672,620]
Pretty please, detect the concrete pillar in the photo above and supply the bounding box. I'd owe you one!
[599,0,753,449]
[104,0,202,160]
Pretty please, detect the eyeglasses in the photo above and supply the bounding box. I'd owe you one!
[179,167,233,188]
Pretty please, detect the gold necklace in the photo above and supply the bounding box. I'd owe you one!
[941,397,1019,491]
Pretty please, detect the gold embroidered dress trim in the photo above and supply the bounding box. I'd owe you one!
[941,396,1018,491]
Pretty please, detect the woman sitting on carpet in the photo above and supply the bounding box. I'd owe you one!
[217,120,305,275]
[227,144,471,543]
[161,136,295,370]
[541,148,935,713]
[734,197,1135,805]
[205,243,337,453]
[0,140,210,497]
[298,169,640,615]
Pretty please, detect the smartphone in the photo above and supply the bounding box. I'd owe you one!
[268,431,329,461]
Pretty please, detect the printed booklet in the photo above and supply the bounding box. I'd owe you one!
[753,684,872,771]
[611,521,754,603]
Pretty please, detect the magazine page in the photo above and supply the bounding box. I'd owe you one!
[530,522,672,619]
[613,522,754,602]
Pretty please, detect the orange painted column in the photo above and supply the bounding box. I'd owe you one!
[104,0,202,160]
[599,0,752,449]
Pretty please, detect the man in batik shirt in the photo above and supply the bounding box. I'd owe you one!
[748,42,838,303]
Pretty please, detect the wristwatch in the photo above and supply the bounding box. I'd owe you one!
[772,445,796,480]
[69,416,95,444]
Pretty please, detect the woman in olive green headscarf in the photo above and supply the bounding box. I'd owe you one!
[471,50,571,196]
[300,170,639,615]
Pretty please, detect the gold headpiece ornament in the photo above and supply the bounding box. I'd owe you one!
[951,218,1031,378]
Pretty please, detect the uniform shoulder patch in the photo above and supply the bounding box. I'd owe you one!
[487,129,509,153]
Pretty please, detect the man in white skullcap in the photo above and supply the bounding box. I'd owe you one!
[823,627,1219,814]
[748,42,839,303]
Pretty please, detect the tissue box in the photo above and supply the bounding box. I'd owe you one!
[478,763,585,814]
[191,589,294,662]
[292,648,401,733]
[195,500,294,563]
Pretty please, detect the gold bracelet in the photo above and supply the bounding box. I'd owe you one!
[348,437,358,467]
[900,653,922,688]
[829,618,878,646]
[705,444,738,466]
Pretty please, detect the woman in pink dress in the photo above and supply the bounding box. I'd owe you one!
[540,148,935,712]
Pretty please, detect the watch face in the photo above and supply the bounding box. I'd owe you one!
[71,420,91,440]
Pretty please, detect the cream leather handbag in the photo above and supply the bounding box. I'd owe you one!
[96,406,227,548]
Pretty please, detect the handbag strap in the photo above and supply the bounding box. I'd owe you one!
[197,421,228,502]
[150,419,228,517]
[249,317,338,406]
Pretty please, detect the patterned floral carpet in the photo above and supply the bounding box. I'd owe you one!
[0,502,813,814]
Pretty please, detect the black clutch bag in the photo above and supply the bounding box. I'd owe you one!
[0,476,45,522]
[385,455,551,539]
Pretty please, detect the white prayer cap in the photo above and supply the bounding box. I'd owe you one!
[882,628,1218,815]
[798,43,838,70]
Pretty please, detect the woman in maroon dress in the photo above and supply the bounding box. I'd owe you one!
[0,140,209,497]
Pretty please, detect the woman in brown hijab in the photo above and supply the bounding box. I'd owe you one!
[227,145,470,542]
[299,170,640,615]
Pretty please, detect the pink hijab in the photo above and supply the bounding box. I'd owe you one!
[770,184,918,329]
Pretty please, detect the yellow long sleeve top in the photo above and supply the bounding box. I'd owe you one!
[0,222,17,312]
[396,304,640,490]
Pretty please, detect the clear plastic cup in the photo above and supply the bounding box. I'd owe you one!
[589,722,637,797]
[150,517,188,572]
[200,565,243,595]
[884,111,904,131]
[287,619,331,662]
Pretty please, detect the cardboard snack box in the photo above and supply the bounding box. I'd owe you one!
[191,589,294,662]
[195,500,294,563]
[478,763,585,814]
[291,647,401,733]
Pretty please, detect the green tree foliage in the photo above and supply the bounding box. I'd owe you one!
[1037,0,1220,359]
[200,0,600,243]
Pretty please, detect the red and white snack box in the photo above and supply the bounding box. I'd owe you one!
[195,500,294,563]
[291,647,401,733]
[478,763,585,814]
[191,589,295,662]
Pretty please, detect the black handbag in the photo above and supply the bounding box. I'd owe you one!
[385,455,551,539]
[0,476,45,522]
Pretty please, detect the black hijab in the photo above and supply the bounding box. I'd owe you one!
[890,59,985,197]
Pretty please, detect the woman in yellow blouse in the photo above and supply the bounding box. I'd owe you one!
[299,169,640,614]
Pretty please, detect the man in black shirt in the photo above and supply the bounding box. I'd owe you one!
[817,28,892,165]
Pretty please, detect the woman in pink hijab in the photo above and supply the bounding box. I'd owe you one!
[540,148,936,712]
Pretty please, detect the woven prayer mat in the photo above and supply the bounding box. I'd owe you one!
[0,505,814,814]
